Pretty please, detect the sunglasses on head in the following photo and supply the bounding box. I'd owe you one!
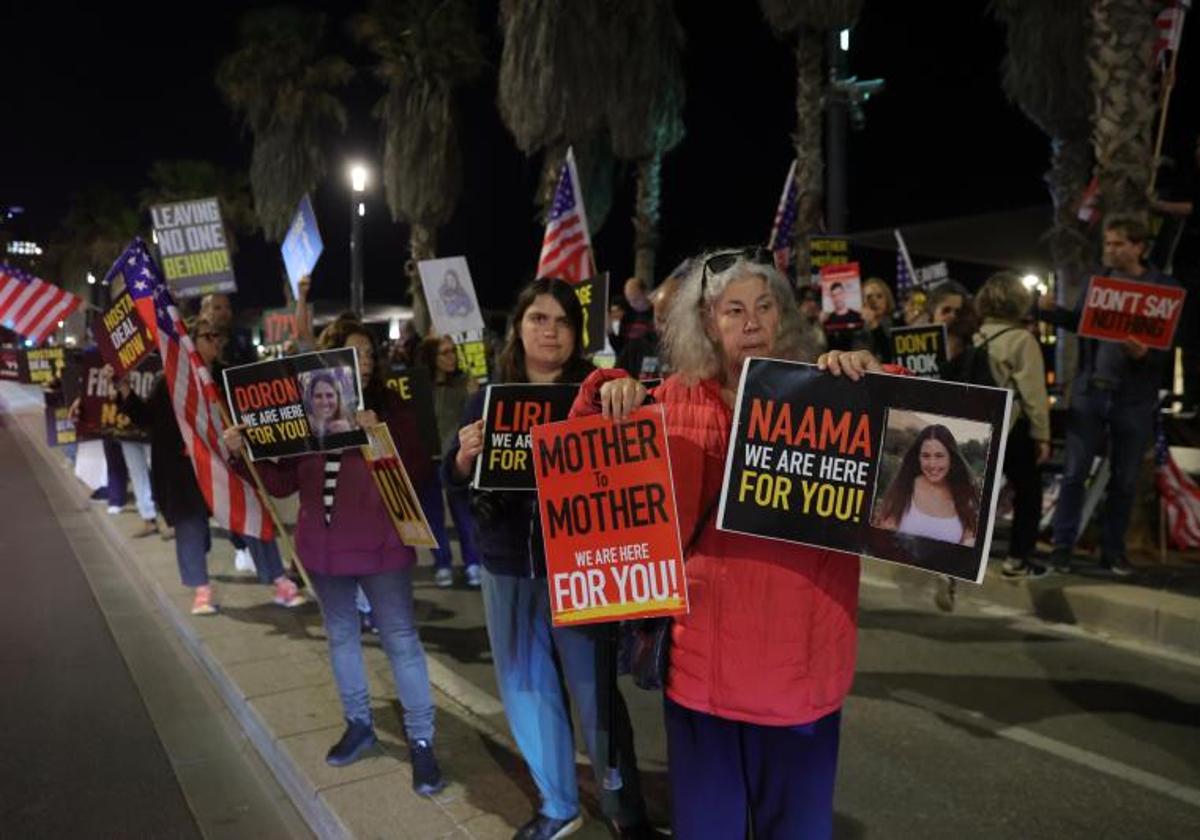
[701,246,775,290]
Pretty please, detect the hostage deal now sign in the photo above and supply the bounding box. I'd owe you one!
[95,291,153,378]
[533,406,687,627]
[1078,275,1186,350]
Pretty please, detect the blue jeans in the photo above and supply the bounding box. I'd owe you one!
[418,472,481,570]
[103,438,127,508]
[309,569,435,742]
[1052,383,1155,560]
[480,569,645,824]
[173,511,284,587]
[119,441,156,521]
[665,699,841,839]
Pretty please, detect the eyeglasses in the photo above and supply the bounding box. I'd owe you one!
[701,246,774,290]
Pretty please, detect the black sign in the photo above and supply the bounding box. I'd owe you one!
[474,383,579,491]
[574,273,610,356]
[223,349,367,460]
[43,390,75,447]
[718,359,1012,583]
[72,349,159,441]
[890,324,948,379]
[385,365,441,457]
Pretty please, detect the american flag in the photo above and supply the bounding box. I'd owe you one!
[893,229,917,297]
[0,264,83,344]
[107,239,273,541]
[1154,1,1190,69]
[537,147,595,284]
[1076,176,1101,226]
[1155,412,1200,549]
[767,159,799,272]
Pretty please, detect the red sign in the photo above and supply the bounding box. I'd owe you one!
[532,406,688,627]
[1078,275,1186,350]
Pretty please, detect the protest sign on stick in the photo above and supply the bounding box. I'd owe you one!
[533,406,688,627]
[718,359,1012,583]
[0,348,22,381]
[419,257,485,337]
[474,383,578,490]
[361,423,439,548]
[73,349,158,441]
[150,197,236,298]
[574,273,610,357]
[890,324,948,379]
[819,263,864,333]
[281,194,323,299]
[450,329,490,382]
[43,390,75,447]
[94,291,153,378]
[222,349,368,460]
[808,235,852,279]
[11,346,68,386]
[259,305,312,348]
[1077,275,1186,350]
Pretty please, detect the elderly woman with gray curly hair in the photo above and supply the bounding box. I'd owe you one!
[572,247,897,839]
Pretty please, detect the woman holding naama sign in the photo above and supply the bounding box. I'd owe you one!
[576,248,892,839]
[223,318,446,797]
[446,278,656,840]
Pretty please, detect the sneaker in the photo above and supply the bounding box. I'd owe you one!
[191,585,217,616]
[1049,546,1073,574]
[434,567,454,588]
[1102,556,1136,578]
[1001,558,1049,580]
[465,564,482,588]
[272,576,306,608]
[326,719,378,767]
[359,609,378,635]
[513,813,583,840]
[233,547,256,574]
[106,505,122,515]
[132,520,158,539]
[933,576,957,613]
[410,738,446,796]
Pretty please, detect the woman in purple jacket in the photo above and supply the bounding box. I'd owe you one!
[224,317,444,796]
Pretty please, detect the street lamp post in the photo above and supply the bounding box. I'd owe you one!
[349,164,368,319]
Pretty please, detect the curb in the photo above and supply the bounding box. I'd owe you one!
[861,559,1200,657]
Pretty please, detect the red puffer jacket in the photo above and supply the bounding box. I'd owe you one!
[572,369,860,726]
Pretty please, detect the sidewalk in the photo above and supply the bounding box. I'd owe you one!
[6,380,1200,839]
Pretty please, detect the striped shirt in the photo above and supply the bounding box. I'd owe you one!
[323,454,341,524]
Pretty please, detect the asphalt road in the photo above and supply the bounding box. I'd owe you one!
[0,402,307,839]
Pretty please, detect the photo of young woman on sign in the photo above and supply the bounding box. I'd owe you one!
[300,367,357,440]
[871,411,992,547]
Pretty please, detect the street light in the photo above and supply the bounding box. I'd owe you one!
[348,163,369,318]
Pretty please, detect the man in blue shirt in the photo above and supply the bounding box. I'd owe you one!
[1038,215,1180,577]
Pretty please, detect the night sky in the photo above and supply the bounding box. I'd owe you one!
[3,2,1196,315]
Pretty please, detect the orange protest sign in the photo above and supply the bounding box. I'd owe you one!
[532,405,688,627]
[361,423,439,548]
[1077,275,1186,350]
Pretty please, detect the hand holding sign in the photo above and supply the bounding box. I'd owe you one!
[599,376,648,420]
[817,348,881,381]
[455,419,485,479]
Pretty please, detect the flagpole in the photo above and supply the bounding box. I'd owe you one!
[214,398,315,596]
[1150,10,1187,195]
[893,229,918,285]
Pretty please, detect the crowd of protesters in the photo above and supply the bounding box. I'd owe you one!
[24,197,1193,839]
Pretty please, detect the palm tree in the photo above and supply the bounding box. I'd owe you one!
[1088,0,1159,216]
[43,185,140,300]
[497,0,616,238]
[992,0,1093,289]
[351,0,485,332]
[216,7,353,242]
[139,159,259,255]
[759,0,864,276]
[608,0,686,286]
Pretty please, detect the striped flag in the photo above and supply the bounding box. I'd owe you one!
[537,147,595,284]
[1154,1,1190,69]
[1076,176,1101,226]
[0,264,83,345]
[106,239,273,541]
[1155,412,1200,548]
[767,159,800,272]
[893,229,918,297]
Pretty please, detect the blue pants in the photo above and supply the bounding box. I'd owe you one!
[665,699,841,840]
[173,511,284,587]
[102,438,127,508]
[418,472,481,570]
[480,569,645,825]
[309,569,436,742]
[1052,383,1155,560]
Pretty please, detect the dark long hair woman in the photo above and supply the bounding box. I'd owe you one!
[874,424,980,546]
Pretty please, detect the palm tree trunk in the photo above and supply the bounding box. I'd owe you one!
[633,152,662,285]
[1089,0,1157,216]
[791,28,825,279]
[408,222,436,335]
[538,146,567,224]
[1046,136,1093,385]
